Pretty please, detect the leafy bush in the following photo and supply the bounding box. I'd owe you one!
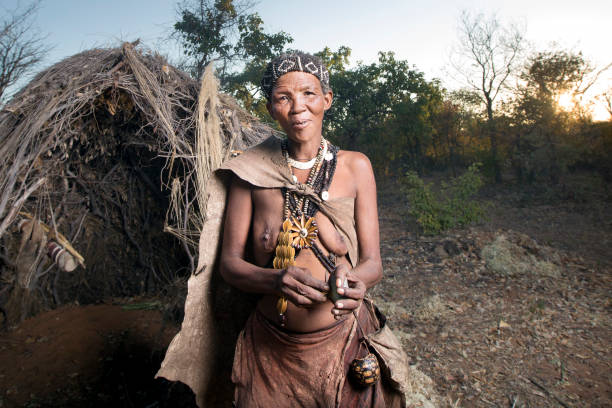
[401,163,485,234]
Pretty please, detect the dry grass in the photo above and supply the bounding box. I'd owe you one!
[482,233,562,278]
[414,294,452,321]
[403,366,441,408]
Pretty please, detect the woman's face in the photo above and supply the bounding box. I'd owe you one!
[266,71,333,143]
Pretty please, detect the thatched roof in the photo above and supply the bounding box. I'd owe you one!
[0,42,272,324]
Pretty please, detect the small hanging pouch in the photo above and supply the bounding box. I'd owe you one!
[361,298,412,400]
[349,307,381,387]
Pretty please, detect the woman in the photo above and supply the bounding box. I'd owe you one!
[219,52,406,407]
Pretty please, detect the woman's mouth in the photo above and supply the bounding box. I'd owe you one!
[291,120,309,129]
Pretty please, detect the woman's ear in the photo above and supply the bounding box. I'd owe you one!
[323,90,333,111]
[266,101,275,120]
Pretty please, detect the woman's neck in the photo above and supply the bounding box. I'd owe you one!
[287,136,322,160]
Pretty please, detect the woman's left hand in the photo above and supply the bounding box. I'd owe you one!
[331,264,366,318]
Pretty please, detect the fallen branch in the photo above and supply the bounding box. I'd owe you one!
[528,377,572,408]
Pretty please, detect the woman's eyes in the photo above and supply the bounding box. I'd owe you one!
[275,91,316,102]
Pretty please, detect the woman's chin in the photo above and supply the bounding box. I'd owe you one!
[284,127,322,143]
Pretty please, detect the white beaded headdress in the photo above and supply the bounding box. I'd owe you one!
[261,52,330,99]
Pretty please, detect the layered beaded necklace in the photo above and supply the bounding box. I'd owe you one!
[273,137,338,326]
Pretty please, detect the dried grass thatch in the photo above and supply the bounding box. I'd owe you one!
[0,42,272,325]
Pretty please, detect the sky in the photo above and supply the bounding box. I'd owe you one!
[4,0,611,118]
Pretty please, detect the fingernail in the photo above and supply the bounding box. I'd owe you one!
[333,309,339,315]
[337,279,342,287]
[337,288,345,295]
[337,302,343,309]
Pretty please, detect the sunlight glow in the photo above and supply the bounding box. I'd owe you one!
[591,104,610,122]
[557,92,575,112]
[557,91,611,122]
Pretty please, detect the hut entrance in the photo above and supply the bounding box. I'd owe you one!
[0,42,270,326]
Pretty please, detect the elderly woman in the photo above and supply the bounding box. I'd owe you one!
[157,52,409,407]
[217,52,407,407]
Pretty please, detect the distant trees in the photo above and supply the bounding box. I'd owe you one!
[0,1,49,102]
[323,52,432,170]
[509,50,610,182]
[173,0,292,80]
[170,2,610,185]
[450,11,525,181]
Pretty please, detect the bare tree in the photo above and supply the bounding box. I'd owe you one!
[593,83,612,119]
[602,89,612,118]
[0,1,48,102]
[450,11,525,181]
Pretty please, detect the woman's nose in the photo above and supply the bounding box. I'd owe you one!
[290,95,306,113]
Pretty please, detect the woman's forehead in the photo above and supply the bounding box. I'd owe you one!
[273,71,322,91]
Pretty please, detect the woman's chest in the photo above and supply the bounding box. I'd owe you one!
[250,188,350,264]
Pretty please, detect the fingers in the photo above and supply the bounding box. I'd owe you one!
[278,266,329,306]
[341,277,366,300]
[332,298,361,318]
[335,265,366,300]
[284,280,328,305]
[334,264,349,295]
[298,269,330,293]
[331,267,366,318]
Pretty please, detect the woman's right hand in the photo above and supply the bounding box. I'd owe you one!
[275,265,330,307]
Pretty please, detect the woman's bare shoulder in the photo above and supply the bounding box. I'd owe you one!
[337,150,374,175]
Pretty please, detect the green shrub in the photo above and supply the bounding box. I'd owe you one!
[401,163,485,234]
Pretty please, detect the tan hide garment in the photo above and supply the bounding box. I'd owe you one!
[220,135,360,266]
[156,136,359,406]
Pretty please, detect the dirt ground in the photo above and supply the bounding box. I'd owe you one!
[0,303,195,407]
[0,178,610,407]
[370,179,611,407]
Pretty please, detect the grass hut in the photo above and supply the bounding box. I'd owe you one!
[0,42,271,326]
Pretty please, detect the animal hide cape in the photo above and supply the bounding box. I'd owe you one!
[156,136,415,407]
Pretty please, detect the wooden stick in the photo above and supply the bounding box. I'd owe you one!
[18,211,85,268]
[0,178,46,241]
[528,377,572,408]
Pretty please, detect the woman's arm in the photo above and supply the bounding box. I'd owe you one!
[349,151,383,287]
[219,176,329,306]
[333,152,383,317]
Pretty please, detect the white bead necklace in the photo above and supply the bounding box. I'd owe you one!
[287,139,328,170]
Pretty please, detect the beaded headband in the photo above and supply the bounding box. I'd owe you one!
[261,52,330,99]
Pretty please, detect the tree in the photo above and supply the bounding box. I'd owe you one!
[326,52,429,148]
[322,51,444,174]
[509,50,604,182]
[431,98,463,175]
[315,46,351,74]
[0,1,48,102]
[450,10,525,181]
[173,0,292,79]
[600,88,612,118]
